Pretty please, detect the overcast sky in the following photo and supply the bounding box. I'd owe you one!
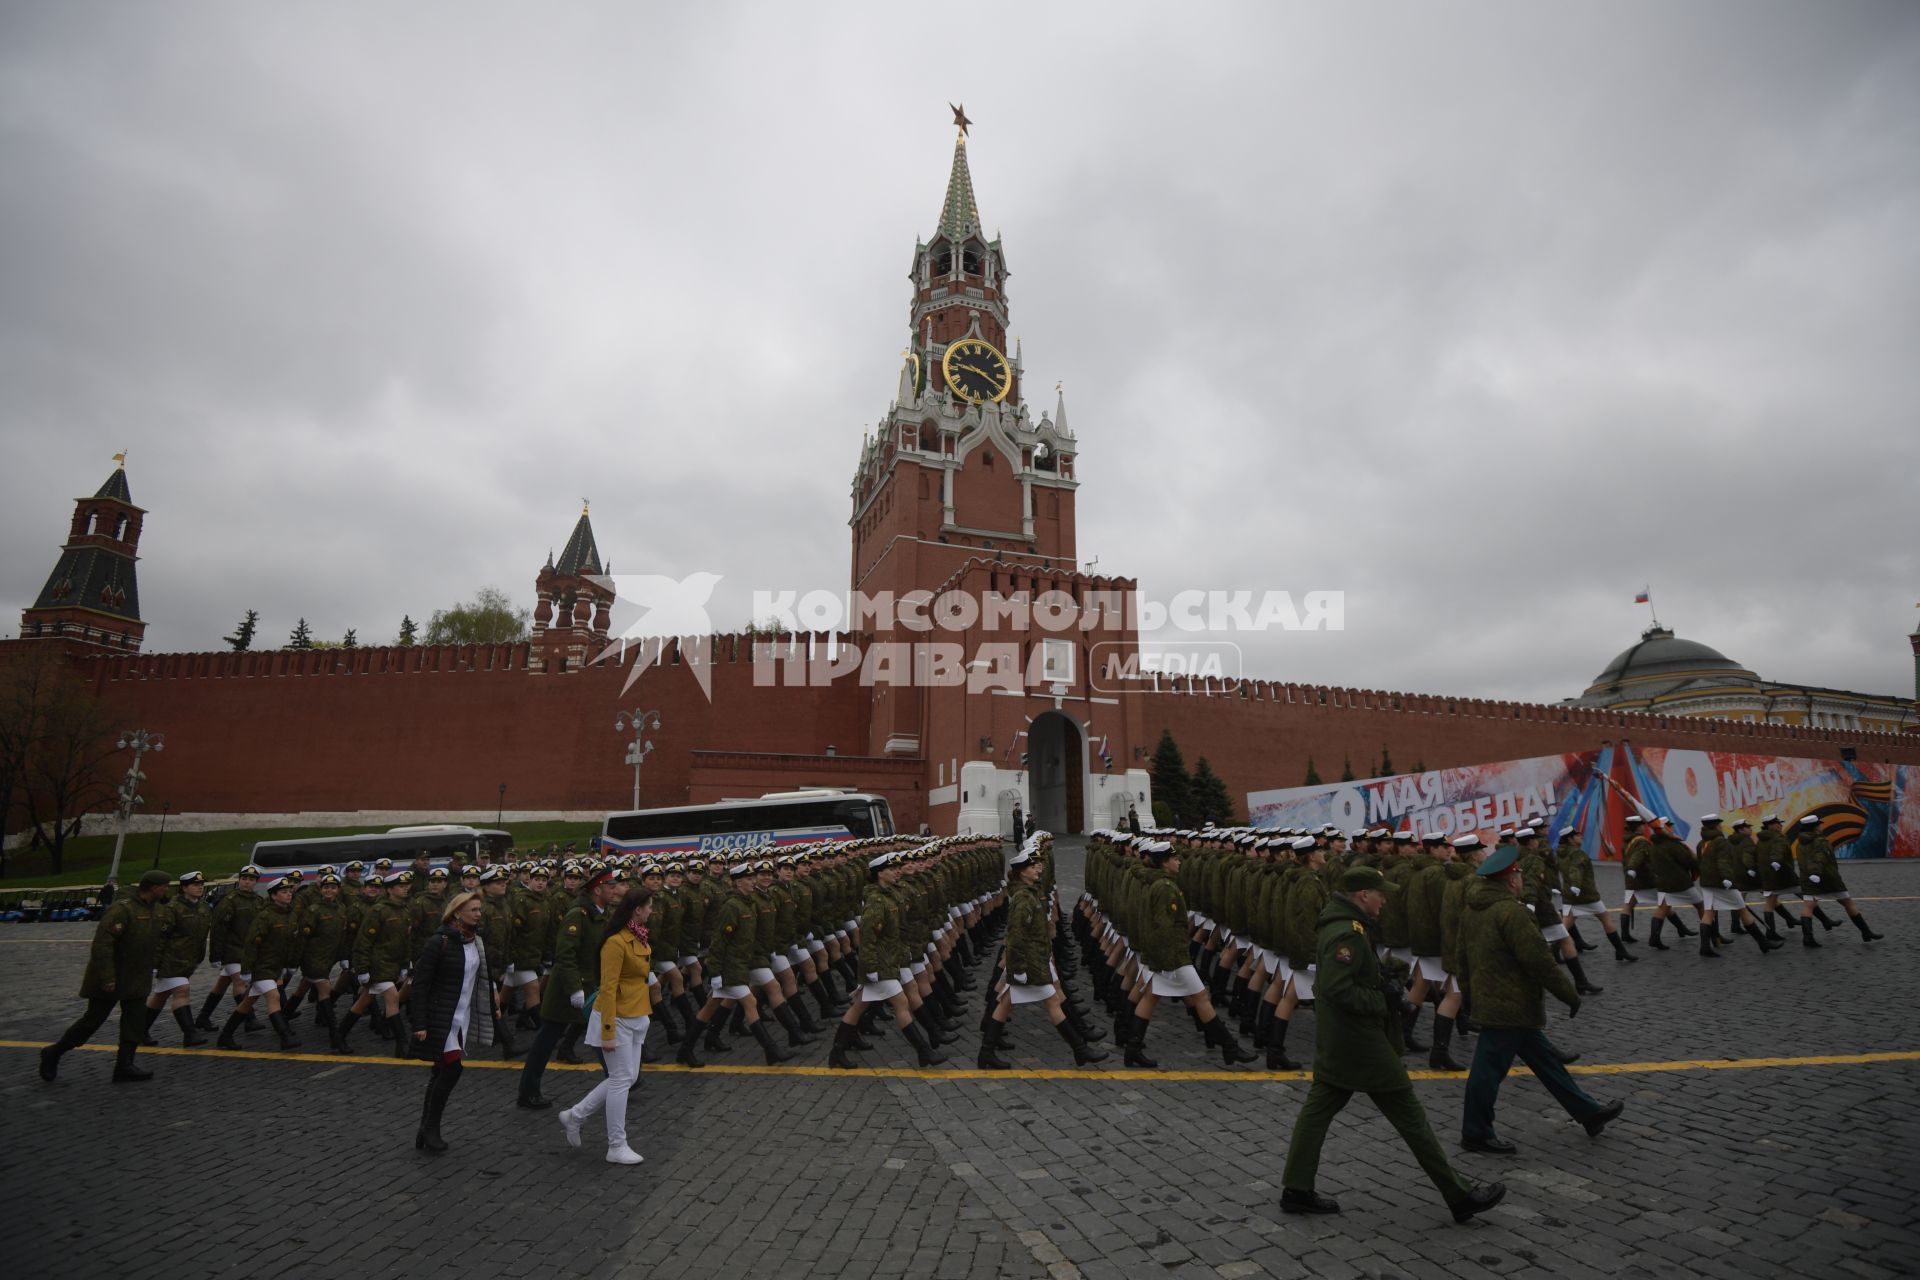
[3,2,1916,704]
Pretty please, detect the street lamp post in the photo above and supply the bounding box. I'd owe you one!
[614,708,662,810]
[497,783,506,828]
[151,800,171,869]
[105,729,164,887]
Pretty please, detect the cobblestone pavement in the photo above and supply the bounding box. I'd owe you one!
[3,846,1917,1280]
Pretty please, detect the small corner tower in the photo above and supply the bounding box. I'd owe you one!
[531,502,613,673]
[20,454,147,652]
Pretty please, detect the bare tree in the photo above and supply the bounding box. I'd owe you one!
[14,661,119,875]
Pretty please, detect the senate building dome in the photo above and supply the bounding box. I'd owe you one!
[1573,623,1916,734]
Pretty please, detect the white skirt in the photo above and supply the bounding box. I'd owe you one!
[1566,901,1609,918]
[1799,889,1852,902]
[709,978,752,1001]
[151,975,191,994]
[769,954,793,975]
[748,967,777,986]
[1290,967,1317,1001]
[1703,887,1748,912]
[1149,964,1206,997]
[861,976,905,1002]
[1412,956,1448,983]
[1388,947,1414,969]
[1541,924,1570,942]
[1007,977,1057,1005]
[1658,887,1704,908]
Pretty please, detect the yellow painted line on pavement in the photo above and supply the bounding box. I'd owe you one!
[5,1040,1917,1084]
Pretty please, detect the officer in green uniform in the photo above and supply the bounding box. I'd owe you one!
[1458,845,1623,1153]
[507,864,553,1030]
[1755,815,1807,936]
[41,869,173,1082]
[410,867,451,965]
[144,869,212,1048]
[290,873,349,1040]
[1279,865,1504,1224]
[517,864,620,1107]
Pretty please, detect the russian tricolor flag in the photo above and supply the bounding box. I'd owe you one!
[1634,588,1649,604]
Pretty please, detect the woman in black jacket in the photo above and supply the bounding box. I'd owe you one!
[407,892,498,1153]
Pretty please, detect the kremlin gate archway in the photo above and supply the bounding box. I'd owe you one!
[1028,710,1086,835]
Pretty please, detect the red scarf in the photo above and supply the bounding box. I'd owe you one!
[455,922,477,943]
[627,916,649,946]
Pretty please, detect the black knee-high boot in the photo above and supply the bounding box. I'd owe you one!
[1800,917,1821,948]
[1813,904,1840,931]
[140,1004,162,1046]
[1618,907,1636,942]
[1648,916,1669,949]
[1671,913,1696,938]
[1609,930,1638,963]
[1852,913,1884,942]
[172,1005,208,1047]
[1567,920,1597,951]
[195,988,223,1031]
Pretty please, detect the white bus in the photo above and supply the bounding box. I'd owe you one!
[599,790,894,858]
[246,826,514,887]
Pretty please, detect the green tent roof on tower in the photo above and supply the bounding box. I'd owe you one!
[938,131,981,243]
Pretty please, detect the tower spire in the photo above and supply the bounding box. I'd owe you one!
[939,107,981,242]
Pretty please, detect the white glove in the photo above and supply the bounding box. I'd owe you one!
[357,973,369,984]
[1626,870,1636,878]
[1721,880,1733,888]
[1770,862,1781,870]
[569,990,585,1009]
[1809,875,1821,884]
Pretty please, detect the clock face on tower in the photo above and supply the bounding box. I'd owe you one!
[940,337,1013,404]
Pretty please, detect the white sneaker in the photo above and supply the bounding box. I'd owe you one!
[558,1108,582,1149]
[606,1143,644,1165]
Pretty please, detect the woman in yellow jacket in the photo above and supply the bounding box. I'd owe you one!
[558,886,653,1165]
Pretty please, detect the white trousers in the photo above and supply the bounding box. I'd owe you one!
[570,1014,649,1152]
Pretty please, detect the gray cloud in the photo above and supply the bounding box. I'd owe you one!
[3,2,1916,702]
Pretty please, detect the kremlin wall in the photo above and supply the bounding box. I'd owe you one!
[9,123,1918,845]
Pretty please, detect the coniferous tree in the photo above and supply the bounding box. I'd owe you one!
[223,609,259,652]
[1150,729,1192,826]
[1192,757,1234,825]
[1340,753,1356,782]
[1379,746,1396,776]
[398,615,418,647]
[342,629,358,648]
[1304,755,1323,786]
[287,618,314,650]
[1411,758,1426,774]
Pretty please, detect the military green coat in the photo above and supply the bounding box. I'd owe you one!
[709,891,761,987]
[1556,839,1600,904]
[1795,834,1845,895]
[1646,834,1697,893]
[80,894,164,999]
[207,886,259,965]
[1004,882,1051,981]
[241,899,299,979]
[1757,831,1798,893]
[1405,858,1453,958]
[858,883,910,977]
[1622,835,1655,895]
[294,896,348,979]
[1457,877,1578,1030]
[509,890,552,969]
[155,894,211,979]
[541,896,605,1023]
[1308,894,1409,1094]
[1697,834,1741,892]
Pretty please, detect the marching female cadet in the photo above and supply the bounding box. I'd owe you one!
[1643,819,1707,952]
[196,865,261,1030]
[505,863,551,1030]
[1124,840,1256,1069]
[1405,837,1471,1070]
[676,863,791,1066]
[477,867,521,1057]
[1265,837,1329,1072]
[752,859,820,1047]
[1617,816,1650,942]
[1756,815,1810,936]
[144,870,212,1048]
[1695,815,1781,954]
[218,876,301,1051]
[978,848,1106,1069]
[1793,816,1884,946]
[333,871,415,1055]
[1555,826,1635,963]
[288,873,349,1041]
[827,851,946,1069]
